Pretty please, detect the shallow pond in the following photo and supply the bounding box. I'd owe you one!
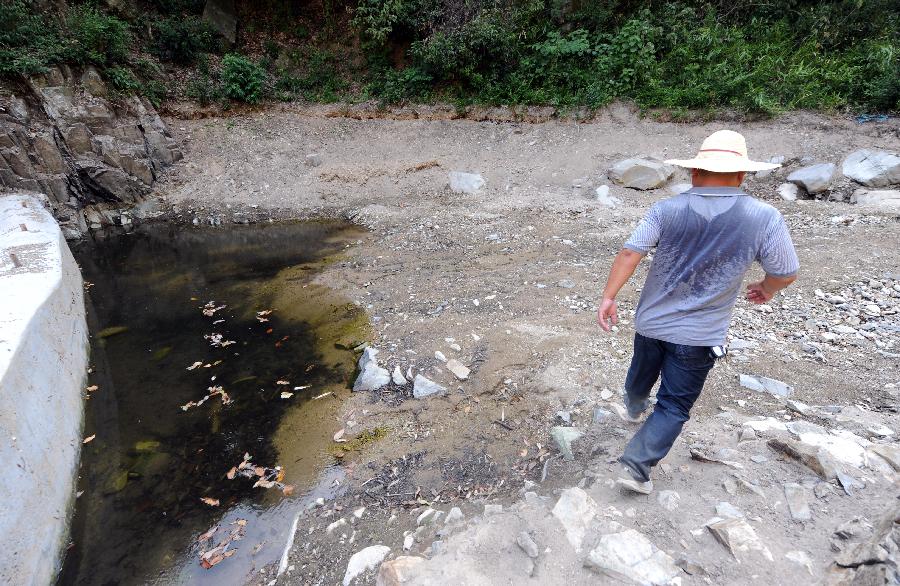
[59,221,367,585]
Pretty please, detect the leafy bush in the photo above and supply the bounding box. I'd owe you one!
[106,66,141,93]
[152,16,219,64]
[221,54,266,103]
[0,1,62,76]
[64,5,131,66]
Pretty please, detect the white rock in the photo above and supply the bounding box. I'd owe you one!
[842,149,900,187]
[657,490,680,511]
[445,359,470,381]
[327,518,347,534]
[354,348,391,392]
[777,183,800,201]
[402,533,414,551]
[552,487,599,551]
[743,417,788,433]
[377,556,425,586]
[600,389,614,400]
[584,529,681,585]
[444,507,464,525]
[608,158,675,190]
[739,374,793,397]
[412,374,446,399]
[595,185,622,208]
[305,153,323,167]
[785,551,814,575]
[706,517,773,562]
[449,171,485,194]
[343,545,390,586]
[787,163,836,194]
[796,432,867,468]
[434,351,447,362]
[417,508,443,526]
[715,502,744,519]
[517,531,540,558]
[550,426,584,461]
[391,365,407,386]
[483,504,503,517]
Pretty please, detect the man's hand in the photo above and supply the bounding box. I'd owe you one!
[597,298,618,331]
[745,280,774,304]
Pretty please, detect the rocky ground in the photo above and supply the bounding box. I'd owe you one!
[153,105,899,585]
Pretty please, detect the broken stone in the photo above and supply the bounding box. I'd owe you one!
[842,149,900,188]
[516,531,540,558]
[675,556,707,576]
[836,472,865,496]
[416,508,442,526]
[550,426,584,461]
[851,188,900,212]
[608,158,675,190]
[657,490,680,512]
[584,529,681,585]
[595,185,622,208]
[412,374,446,399]
[787,163,837,194]
[716,502,744,519]
[784,483,812,521]
[343,545,391,586]
[483,504,503,517]
[768,437,838,480]
[353,348,391,392]
[785,550,814,575]
[391,365,407,386]
[376,556,425,586]
[444,507,464,525]
[870,444,900,472]
[707,517,774,562]
[551,487,599,551]
[777,182,800,201]
[593,407,613,423]
[739,374,793,397]
[445,359,470,381]
[449,171,485,194]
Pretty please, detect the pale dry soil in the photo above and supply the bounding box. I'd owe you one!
[156,105,900,585]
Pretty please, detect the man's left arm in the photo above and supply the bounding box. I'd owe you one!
[747,214,800,304]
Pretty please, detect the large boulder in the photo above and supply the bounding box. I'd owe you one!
[842,149,900,188]
[787,163,837,194]
[608,158,675,190]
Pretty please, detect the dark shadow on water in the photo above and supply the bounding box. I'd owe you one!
[59,222,364,586]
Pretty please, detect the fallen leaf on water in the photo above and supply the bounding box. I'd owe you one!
[97,326,128,339]
[282,484,295,496]
[294,385,311,391]
[226,467,237,480]
[304,364,314,372]
[280,392,293,399]
[200,497,220,507]
[276,380,290,385]
[83,435,95,444]
[187,361,203,370]
[85,385,98,393]
[275,468,285,482]
[333,428,346,442]
[234,519,247,527]
[253,479,276,489]
[265,328,273,334]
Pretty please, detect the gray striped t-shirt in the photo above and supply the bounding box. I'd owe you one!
[624,186,799,346]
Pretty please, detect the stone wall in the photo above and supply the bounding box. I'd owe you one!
[0,65,182,238]
[0,192,89,585]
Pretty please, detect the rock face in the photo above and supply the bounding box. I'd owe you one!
[842,149,900,188]
[0,66,181,236]
[787,163,836,194]
[584,529,681,585]
[608,158,675,190]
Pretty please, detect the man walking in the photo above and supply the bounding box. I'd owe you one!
[597,130,799,494]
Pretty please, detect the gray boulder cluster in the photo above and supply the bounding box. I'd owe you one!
[353,346,469,399]
[0,65,181,237]
[603,150,900,212]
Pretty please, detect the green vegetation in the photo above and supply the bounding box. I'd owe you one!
[0,0,897,114]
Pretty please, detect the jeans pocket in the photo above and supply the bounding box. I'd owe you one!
[673,344,714,369]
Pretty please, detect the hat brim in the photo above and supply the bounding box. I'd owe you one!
[665,158,781,173]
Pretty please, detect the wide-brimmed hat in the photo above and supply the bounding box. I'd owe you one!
[665,130,780,173]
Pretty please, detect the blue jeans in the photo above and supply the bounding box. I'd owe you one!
[619,333,715,482]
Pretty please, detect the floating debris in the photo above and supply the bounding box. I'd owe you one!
[256,309,273,322]
[197,519,246,569]
[181,386,233,411]
[225,453,295,496]
[201,301,227,317]
[97,326,128,339]
[83,434,96,444]
[200,497,220,507]
[204,333,236,348]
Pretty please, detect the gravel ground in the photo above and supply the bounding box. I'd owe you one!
[156,104,900,585]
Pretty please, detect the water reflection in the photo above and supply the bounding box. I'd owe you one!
[60,222,365,585]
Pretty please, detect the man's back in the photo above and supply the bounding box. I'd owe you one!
[624,187,798,346]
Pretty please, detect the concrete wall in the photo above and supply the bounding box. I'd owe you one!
[0,192,88,585]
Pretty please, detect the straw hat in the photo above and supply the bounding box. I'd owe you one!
[665,130,780,173]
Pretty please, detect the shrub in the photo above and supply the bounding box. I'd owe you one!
[106,66,141,93]
[0,1,62,76]
[152,16,218,64]
[64,5,131,67]
[221,54,266,103]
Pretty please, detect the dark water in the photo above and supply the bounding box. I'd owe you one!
[60,222,365,586]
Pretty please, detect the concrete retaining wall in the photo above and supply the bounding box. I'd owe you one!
[0,192,88,585]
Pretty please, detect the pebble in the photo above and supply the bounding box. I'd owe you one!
[445,358,470,380]
[516,531,540,558]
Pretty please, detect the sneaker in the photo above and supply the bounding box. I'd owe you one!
[611,403,641,424]
[616,477,653,495]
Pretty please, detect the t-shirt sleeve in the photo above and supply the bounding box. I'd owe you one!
[624,204,662,254]
[758,213,799,277]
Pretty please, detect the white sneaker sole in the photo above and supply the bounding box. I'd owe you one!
[616,477,653,495]
[611,404,641,424]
